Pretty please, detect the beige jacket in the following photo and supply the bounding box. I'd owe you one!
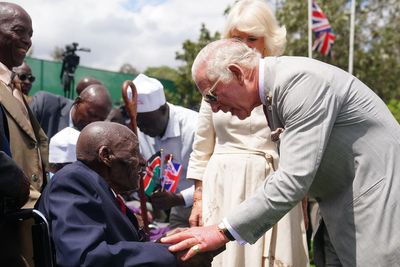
[0,82,48,207]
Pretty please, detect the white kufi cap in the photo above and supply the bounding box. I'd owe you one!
[133,73,166,113]
[49,127,80,163]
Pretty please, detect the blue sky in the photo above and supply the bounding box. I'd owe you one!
[9,0,274,72]
[123,0,168,12]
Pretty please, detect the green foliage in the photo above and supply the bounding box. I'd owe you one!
[119,63,139,75]
[144,66,179,82]
[276,0,400,102]
[144,66,180,100]
[387,98,400,123]
[173,24,220,110]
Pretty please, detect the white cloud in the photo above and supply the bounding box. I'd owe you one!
[10,0,234,72]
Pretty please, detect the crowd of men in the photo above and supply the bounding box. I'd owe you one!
[1,2,400,267]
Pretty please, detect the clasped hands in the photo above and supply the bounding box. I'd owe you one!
[160,224,229,265]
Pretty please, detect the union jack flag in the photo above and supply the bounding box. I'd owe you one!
[312,0,336,57]
[161,155,182,193]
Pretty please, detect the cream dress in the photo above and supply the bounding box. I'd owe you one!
[187,100,309,267]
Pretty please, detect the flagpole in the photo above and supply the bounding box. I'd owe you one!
[308,0,312,58]
[348,0,356,74]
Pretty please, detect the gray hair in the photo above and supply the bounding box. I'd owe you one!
[223,0,286,56]
[192,39,261,86]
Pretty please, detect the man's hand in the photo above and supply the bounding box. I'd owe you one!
[150,191,185,210]
[161,225,229,261]
[189,187,203,227]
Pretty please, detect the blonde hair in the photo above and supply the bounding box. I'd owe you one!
[223,0,286,56]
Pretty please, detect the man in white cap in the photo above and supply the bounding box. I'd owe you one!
[134,74,198,229]
[48,126,80,175]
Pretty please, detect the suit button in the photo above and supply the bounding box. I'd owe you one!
[30,141,38,149]
[31,174,39,182]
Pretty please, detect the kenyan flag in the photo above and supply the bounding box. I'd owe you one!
[143,151,161,196]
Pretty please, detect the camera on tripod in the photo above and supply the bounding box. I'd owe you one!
[60,42,90,98]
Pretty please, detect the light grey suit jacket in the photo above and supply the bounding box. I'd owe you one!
[227,56,400,266]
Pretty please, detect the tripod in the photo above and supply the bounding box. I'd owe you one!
[60,43,90,99]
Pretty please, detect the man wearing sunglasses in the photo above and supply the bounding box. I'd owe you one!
[13,61,35,96]
[162,39,400,266]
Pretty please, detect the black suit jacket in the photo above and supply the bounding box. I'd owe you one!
[29,91,74,139]
[35,161,177,267]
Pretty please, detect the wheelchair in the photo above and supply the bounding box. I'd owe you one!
[2,209,55,267]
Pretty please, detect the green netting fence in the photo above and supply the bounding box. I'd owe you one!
[25,57,176,106]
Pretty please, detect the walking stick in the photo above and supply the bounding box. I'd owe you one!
[122,80,150,240]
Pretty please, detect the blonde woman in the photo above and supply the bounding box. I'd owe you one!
[187,0,309,266]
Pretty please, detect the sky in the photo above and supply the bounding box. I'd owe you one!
[10,0,239,73]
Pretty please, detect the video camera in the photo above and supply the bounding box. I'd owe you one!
[60,42,90,98]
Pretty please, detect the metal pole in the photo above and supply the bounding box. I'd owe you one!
[349,0,356,74]
[308,0,313,58]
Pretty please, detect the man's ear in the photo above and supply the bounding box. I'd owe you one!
[228,64,245,85]
[73,95,82,106]
[98,146,113,167]
[159,103,168,115]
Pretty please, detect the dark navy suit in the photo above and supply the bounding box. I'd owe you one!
[36,161,177,267]
[29,91,74,139]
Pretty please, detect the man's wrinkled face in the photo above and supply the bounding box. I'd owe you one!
[0,9,32,69]
[198,75,254,120]
[109,135,140,194]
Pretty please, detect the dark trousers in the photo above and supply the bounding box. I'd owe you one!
[313,221,342,267]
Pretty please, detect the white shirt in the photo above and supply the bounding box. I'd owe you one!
[138,103,198,207]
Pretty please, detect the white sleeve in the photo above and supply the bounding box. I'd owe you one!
[186,99,216,180]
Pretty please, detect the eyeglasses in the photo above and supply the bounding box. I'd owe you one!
[203,77,221,103]
[17,73,35,83]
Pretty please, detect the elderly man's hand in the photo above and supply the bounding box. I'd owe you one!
[175,250,214,267]
[161,225,229,261]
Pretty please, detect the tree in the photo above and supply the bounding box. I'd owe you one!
[387,99,400,123]
[51,46,65,61]
[173,24,220,110]
[144,66,179,82]
[119,63,139,75]
[276,0,400,102]
[144,66,180,100]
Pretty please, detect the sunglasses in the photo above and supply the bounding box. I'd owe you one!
[203,77,221,103]
[18,73,36,83]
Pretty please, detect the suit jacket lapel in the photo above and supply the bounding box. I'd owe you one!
[0,83,36,141]
[263,58,284,131]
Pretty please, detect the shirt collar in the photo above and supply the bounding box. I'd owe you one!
[258,58,266,105]
[69,106,74,128]
[0,61,14,90]
[160,103,180,140]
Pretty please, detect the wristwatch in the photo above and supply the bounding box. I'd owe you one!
[217,222,235,241]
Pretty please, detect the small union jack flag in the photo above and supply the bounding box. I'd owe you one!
[161,155,182,193]
[312,0,336,57]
